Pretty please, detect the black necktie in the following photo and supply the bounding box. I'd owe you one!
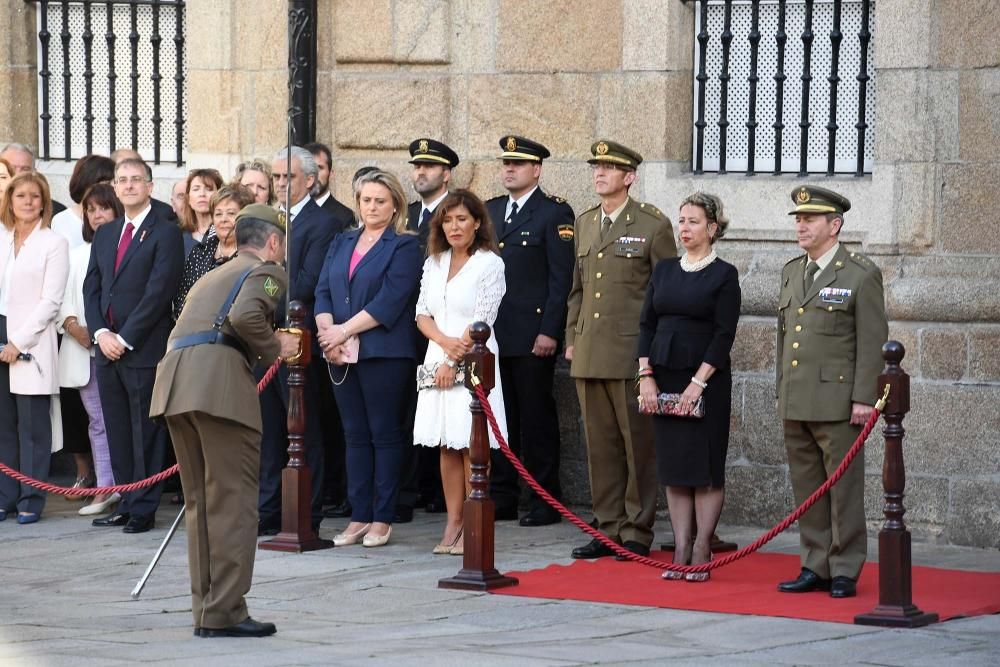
[420,208,431,228]
[804,261,820,289]
[503,201,519,235]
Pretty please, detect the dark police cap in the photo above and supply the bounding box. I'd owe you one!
[236,203,286,232]
[587,139,642,170]
[408,138,460,168]
[497,135,551,162]
[788,185,852,216]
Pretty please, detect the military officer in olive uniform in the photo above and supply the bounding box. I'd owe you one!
[151,205,299,638]
[565,140,677,559]
[776,186,888,599]
[486,135,575,526]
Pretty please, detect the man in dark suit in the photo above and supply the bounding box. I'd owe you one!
[398,138,461,519]
[110,148,178,222]
[405,138,459,255]
[257,146,342,534]
[304,142,355,231]
[486,136,575,525]
[83,157,184,533]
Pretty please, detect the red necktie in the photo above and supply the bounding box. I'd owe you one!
[115,222,135,273]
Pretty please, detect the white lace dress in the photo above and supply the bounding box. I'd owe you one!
[413,249,509,450]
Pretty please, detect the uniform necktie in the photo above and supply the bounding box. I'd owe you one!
[503,201,519,236]
[804,261,820,289]
[600,215,612,240]
[115,222,135,273]
[420,208,431,228]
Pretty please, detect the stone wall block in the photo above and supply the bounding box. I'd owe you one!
[497,0,622,72]
[232,0,285,70]
[886,255,1000,323]
[186,70,240,154]
[739,376,785,466]
[939,164,1000,255]
[333,0,393,63]
[597,72,691,162]
[721,465,793,527]
[873,0,933,69]
[731,317,776,374]
[958,69,1000,163]
[2,1,39,68]
[188,0,232,69]
[919,328,967,381]
[622,0,694,72]
[333,76,450,149]
[948,479,1000,549]
[935,0,1000,69]
[968,327,1000,382]
[393,0,450,63]
[467,73,599,161]
[873,70,933,163]
[890,163,937,251]
[901,384,1000,477]
[886,321,919,378]
[863,473,949,530]
[451,0,497,72]
[0,69,39,148]
[250,70,291,155]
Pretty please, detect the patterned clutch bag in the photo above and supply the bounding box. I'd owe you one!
[639,392,705,418]
[416,362,466,390]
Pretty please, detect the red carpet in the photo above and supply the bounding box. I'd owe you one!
[492,551,1000,624]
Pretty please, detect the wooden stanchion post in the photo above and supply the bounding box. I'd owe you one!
[439,322,518,591]
[260,301,334,553]
[855,341,937,627]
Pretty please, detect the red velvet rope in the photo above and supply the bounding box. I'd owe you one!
[0,358,283,497]
[475,384,882,574]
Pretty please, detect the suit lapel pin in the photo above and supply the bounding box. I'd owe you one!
[139,229,147,243]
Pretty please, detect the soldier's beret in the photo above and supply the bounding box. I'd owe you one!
[788,185,851,216]
[236,203,286,232]
[587,139,642,170]
[497,135,551,162]
[408,138,460,168]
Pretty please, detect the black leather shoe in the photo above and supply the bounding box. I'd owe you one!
[614,540,651,561]
[394,505,414,523]
[123,515,155,533]
[830,576,857,598]
[519,506,561,527]
[194,627,202,637]
[323,501,352,518]
[201,617,277,638]
[571,538,618,560]
[777,568,831,593]
[257,516,281,536]
[424,498,447,514]
[494,504,519,521]
[92,512,129,527]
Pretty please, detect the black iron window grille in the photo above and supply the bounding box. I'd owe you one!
[693,0,874,176]
[26,0,186,166]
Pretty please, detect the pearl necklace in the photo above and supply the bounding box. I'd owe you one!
[680,248,718,272]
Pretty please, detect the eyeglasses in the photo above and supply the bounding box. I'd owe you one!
[114,176,149,186]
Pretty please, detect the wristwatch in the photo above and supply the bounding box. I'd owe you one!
[444,358,456,368]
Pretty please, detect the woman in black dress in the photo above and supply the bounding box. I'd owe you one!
[637,192,741,582]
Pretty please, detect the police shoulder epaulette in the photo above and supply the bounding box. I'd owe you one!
[485,194,506,203]
[547,193,567,204]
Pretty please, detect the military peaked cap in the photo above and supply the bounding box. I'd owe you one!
[788,185,852,215]
[587,139,642,170]
[408,138,460,168]
[497,135,551,162]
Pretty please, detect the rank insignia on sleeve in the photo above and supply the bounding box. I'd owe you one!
[557,224,574,241]
[264,276,280,297]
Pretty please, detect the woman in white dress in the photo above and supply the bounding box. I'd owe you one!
[414,190,508,555]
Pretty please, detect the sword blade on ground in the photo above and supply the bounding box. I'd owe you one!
[131,506,185,600]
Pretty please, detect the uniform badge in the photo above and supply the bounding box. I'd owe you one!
[796,187,810,204]
[557,224,574,241]
[418,139,429,153]
[596,141,609,156]
[263,276,280,298]
[506,136,517,151]
[819,287,851,303]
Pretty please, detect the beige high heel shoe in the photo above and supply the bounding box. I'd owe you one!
[333,523,370,547]
[433,529,463,555]
[362,525,392,548]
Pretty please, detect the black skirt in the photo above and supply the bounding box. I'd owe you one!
[651,365,731,488]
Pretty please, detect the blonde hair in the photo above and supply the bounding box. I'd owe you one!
[680,192,729,244]
[353,169,412,235]
[1,171,53,230]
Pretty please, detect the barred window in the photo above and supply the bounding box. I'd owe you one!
[692,0,875,176]
[29,0,187,165]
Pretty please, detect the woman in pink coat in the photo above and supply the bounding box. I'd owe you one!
[0,172,70,524]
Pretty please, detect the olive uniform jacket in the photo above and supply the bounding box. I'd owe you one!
[776,245,888,423]
[150,253,287,434]
[565,197,677,380]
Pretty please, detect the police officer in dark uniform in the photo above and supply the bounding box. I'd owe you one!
[486,135,575,525]
[399,138,461,517]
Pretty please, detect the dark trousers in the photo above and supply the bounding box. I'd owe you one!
[257,358,325,526]
[394,364,421,510]
[95,362,167,518]
[331,358,412,524]
[491,354,562,511]
[0,316,52,515]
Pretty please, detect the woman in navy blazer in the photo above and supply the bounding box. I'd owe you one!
[314,169,422,548]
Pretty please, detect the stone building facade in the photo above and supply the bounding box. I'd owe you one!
[1,0,998,547]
